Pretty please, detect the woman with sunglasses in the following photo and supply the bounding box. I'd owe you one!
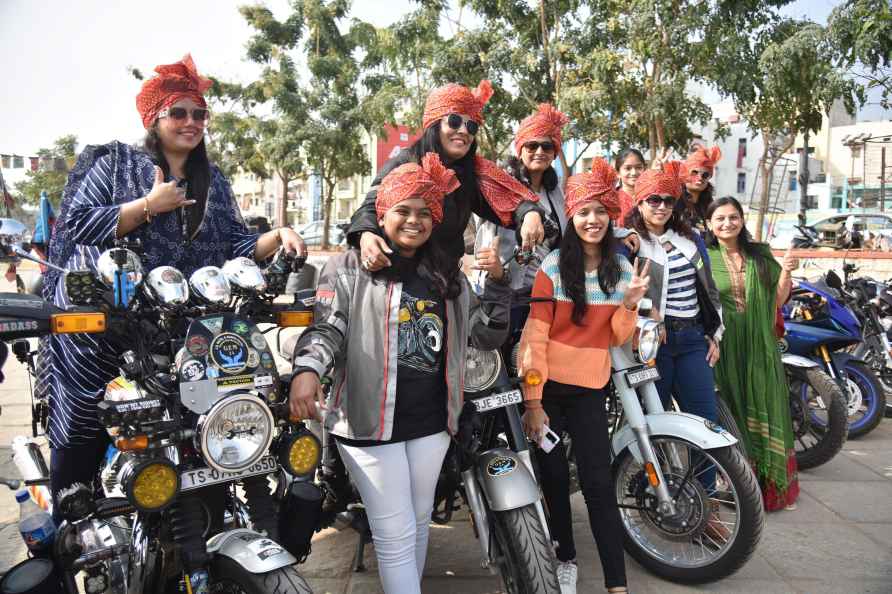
[41,54,306,518]
[680,146,722,232]
[346,81,546,273]
[623,164,728,538]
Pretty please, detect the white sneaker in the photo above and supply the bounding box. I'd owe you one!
[556,560,578,594]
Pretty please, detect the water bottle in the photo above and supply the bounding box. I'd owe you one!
[16,489,55,554]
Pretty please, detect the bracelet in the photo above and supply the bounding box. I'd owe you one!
[143,197,153,223]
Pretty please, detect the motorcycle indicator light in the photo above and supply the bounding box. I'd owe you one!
[50,312,106,334]
[278,311,314,328]
[123,458,180,512]
[278,427,321,478]
[524,369,543,386]
[644,462,660,487]
[115,435,149,451]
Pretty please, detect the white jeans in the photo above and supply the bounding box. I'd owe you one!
[337,431,451,594]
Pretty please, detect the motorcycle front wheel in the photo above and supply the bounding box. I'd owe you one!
[491,504,561,594]
[788,366,848,469]
[840,361,885,438]
[209,557,313,594]
[613,438,764,584]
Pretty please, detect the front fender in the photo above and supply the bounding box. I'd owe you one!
[207,529,297,574]
[782,354,820,368]
[475,448,539,511]
[611,412,738,464]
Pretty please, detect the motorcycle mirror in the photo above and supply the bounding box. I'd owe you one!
[825,270,843,290]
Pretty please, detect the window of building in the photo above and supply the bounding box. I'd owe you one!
[338,179,352,192]
[12,156,24,169]
[1,155,9,169]
[736,172,746,194]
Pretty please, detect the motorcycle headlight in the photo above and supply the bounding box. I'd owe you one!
[277,427,321,478]
[464,346,502,393]
[196,394,274,473]
[121,458,179,512]
[633,318,661,364]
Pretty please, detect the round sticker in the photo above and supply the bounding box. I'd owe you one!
[210,333,249,375]
[486,456,517,477]
[246,349,260,368]
[161,268,180,283]
[206,366,220,379]
[187,335,209,357]
[251,332,267,350]
[260,352,274,370]
[180,359,205,382]
[232,320,250,335]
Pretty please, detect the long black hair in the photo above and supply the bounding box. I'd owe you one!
[143,124,211,237]
[504,155,559,192]
[682,183,714,228]
[558,220,621,326]
[623,198,694,241]
[614,148,646,174]
[705,196,771,286]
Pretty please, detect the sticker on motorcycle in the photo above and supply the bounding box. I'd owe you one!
[232,320,250,335]
[257,546,284,561]
[181,360,205,382]
[187,335,209,357]
[201,316,225,335]
[217,375,253,389]
[210,333,249,374]
[206,367,219,379]
[251,332,267,350]
[246,349,260,368]
[254,375,274,388]
[486,456,517,477]
[260,352,274,370]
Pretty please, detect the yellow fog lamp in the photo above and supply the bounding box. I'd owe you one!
[278,428,321,479]
[51,312,106,334]
[121,458,180,512]
[278,310,314,328]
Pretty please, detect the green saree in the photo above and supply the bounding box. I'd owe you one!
[709,243,798,509]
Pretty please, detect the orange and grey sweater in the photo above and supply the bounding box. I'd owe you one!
[517,250,638,405]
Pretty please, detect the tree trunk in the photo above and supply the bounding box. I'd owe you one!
[277,173,289,228]
[799,130,810,226]
[754,153,772,242]
[321,176,335,251]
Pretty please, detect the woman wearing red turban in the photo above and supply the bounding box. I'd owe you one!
[43,54,306,522]
[681,145,722,231]
[347,81,546,272]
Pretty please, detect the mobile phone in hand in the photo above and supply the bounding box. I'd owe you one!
[538,425,560,453]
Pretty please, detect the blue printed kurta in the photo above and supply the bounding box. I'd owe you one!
[41,142,259,448]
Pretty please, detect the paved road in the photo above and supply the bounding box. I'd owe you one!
[0,268,890,592]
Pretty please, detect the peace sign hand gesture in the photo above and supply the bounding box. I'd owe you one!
[622,258,651,310]
[650,147,672,171]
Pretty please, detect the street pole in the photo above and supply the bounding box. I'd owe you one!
[799,130,810,226]
[882,147,887,212]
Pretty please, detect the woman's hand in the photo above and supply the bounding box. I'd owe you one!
[622,258,651,310]
[650,147,671,171]
[522,406,550,442]
[706,336,720,367]
[360,232,393,272]
[276,227,308,258]
[520,211,545,252]
[470,236,503,281]
[621,231,640,254]
[289,371,325,422]
[781,246,799,273]
[146,166,195,214]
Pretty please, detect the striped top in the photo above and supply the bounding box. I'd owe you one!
[664,245,700,319]
[516,250,638,401]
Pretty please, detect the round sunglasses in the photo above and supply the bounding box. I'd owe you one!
[689,169,712,181]
[444,113,479,136]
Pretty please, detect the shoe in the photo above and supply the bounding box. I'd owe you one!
[784,502,797,511]
[703,502,732,542]
[556,560,577,594]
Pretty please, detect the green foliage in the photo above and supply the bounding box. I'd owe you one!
[13,135,78,207]
[828,0,892,108]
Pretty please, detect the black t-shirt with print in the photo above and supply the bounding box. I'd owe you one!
[337,256,448,447]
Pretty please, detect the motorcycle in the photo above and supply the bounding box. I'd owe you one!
[783,273,886,438]
[0,239,322,594]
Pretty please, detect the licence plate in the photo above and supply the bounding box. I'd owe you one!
[472,389,522,413]
[180,455,278,491]
[625,366,661,388]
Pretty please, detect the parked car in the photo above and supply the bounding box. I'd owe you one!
[294,219,347,247]
[811,213,892,248]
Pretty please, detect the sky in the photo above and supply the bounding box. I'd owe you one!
[1,0,839,157]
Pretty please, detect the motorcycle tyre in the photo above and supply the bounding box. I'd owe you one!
[715,396,747,458]
[843,361,886,438]
[491,504,561,594]
[792,367,848,470]
[614,442,764,584]
[209,557,313,594]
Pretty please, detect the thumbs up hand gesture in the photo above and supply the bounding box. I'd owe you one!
[145,166,195,214]
[781,246,799,273]
[471,235,504,281]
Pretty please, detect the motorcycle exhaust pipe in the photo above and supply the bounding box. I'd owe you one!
[461,469,494,572]
[11,436,52,512]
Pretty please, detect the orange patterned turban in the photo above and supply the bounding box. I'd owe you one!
[565,158,620,220]
[473,156,539,226]
[422,80,493,131]
[376,153,460,224]
[514,103,569,155]
[682,146,723,180]
[634,161,683,204]
[135,54,212,129]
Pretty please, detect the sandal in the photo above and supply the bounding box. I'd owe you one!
[703,501,732,542]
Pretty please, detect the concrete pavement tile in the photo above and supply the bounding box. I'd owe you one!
[843,422,892,450]
[759,522,892,579]
[305,578,347,594]
[634,578,798,593]
[425,523,492,578]
[344,574,384,594]
[0,522,27,574]
[419,576,505,593]
[303,527,374,579]
[790,578,892,594]
[800,481,892,522]
[854,522,892,550]
[761,490,841,523]
[797,451,886,481]
[840,448,892,480]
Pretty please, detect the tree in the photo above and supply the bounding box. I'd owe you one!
[828,0,892,109]
[739,21,864,239]
[14,135,78,207]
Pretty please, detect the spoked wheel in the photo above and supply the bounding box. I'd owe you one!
[788,367,847,470]
[839,361,885,438]
[613,438,764,584]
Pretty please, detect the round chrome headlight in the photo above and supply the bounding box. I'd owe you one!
[634,318,661,363]
[196,394,274,472]
[189,266,232,304]
[96,248,144,288]
[144,266,189,306]
[223,257,267,293]
[464,346,502,393]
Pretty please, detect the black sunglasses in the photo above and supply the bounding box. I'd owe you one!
[523,141,556,153]
[690,169,712,180]
[159,107,210,123]
[644,195,677,208]
[445,113,479,136]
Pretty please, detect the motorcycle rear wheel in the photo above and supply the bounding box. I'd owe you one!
[789,367,848,470]
[614,438,764,584]
[210,557,313,594]
[841,361,885,438]
[491,504,561,594]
